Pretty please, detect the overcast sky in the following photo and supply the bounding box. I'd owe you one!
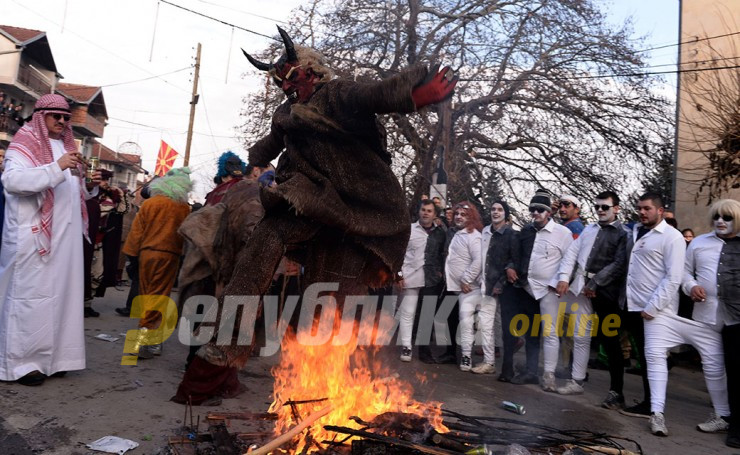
[0,0,679,201]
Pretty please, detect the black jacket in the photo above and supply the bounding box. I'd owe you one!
[484,225,519,295]
[423,224,448,288]
[512,223,537,288]
[583,221,629,302]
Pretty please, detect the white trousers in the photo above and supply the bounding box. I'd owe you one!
[396,287,421,348]
[459,290,496,365]
[644,312,729,415]
[539,290,593,381]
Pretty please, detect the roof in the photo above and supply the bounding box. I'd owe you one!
[57,83,107,119]
[0,25,45,45]
[0,25,58,74]
[91,141,145,173]
[56,83,102,104]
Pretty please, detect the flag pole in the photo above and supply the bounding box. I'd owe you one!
[184,43,201,167]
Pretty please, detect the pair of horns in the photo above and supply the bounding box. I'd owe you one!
[242,26,297,71]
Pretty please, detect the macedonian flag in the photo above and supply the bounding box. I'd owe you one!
[154,140,178,176]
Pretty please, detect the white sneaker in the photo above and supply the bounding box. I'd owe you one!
[541,371,556,392]
[650,412,668,436]
[471,363,496,374]
[400,347,412,362]
[697,412,729,433]
[556,379,584,395]
[459,356,472,372]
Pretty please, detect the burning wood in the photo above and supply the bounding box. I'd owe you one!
[267,314,447,454]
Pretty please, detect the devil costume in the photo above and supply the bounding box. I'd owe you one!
[173,27,457,404]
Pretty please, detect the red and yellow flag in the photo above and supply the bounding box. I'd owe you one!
[154,140,178,176]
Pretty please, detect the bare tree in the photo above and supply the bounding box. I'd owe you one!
[679,40,740,204]
[240,0,674,220]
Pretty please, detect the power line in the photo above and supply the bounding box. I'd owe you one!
[159,0,279,41]
[197,78,221,154]
[9,0,191,94]
[101,66,192,87]
[460,63,740,83]
[635,30,740,53]
[192,0,288,25]
[108,117,238,138]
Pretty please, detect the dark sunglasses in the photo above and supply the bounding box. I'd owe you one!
[529,207,546,214]
[51,113,71,122]
[594,204,614,211]
[558,201,573,208]
[713,214,734,222]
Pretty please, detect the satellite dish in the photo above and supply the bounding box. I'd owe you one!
[116,141,143,156]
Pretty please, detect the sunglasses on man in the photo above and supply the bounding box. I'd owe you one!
[713,214,734,222]
[594,204,614,211]
[558,201,574,208]
[529,207,547,214]
[50,113,71,122]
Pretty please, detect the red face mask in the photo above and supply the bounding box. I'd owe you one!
[273,63,318,104]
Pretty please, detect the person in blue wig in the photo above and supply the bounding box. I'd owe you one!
[204,151,248,206]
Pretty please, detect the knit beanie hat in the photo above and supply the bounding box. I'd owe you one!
[529,189,552,212]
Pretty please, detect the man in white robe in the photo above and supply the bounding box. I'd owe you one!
[0,94,100,386]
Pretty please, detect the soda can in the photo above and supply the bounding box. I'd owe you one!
[502,400,526,415]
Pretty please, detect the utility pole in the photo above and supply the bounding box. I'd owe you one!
[184,42,201,167]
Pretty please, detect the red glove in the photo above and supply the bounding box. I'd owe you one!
[412,65,458,109]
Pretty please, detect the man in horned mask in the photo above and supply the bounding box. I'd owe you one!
[173,26,457,404]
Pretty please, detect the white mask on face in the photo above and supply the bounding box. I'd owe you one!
[595,199,615,223]
[714,218,734,235]
[491,205,505,224]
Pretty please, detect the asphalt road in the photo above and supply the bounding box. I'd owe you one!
[0,287,736,454]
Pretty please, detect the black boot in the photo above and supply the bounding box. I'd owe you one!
[434,346,457,364]
[418,346,435,364]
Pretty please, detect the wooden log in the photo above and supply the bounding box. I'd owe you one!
[431,432,468,452]
[246,405,333,455]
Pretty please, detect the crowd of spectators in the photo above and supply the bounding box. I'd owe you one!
[0,91,26,131]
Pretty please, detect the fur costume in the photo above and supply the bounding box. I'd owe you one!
[189,64,428,371]
[172,178,263,405]
[175,33,434,404]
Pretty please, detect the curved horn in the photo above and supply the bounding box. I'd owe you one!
[276,26,298,63]
[242,48,272,71]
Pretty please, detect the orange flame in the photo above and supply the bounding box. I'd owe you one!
[267,310,446,453]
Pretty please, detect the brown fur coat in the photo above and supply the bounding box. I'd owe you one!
[249,65,428,285]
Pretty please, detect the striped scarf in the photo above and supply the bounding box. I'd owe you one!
[8,114,88,259]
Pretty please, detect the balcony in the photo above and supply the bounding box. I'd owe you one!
[70,108,105,138]
[0,114,21,142]
[17,63,52,95]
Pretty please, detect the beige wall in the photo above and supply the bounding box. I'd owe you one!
[0,36,21,85]
[674,0,740,234]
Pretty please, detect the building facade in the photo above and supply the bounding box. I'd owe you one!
[674,0,740,232]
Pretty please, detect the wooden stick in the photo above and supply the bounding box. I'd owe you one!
[562,443,638,455]
[207,411,277,421]
[323,426,459,455]
[246,405,333,455]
